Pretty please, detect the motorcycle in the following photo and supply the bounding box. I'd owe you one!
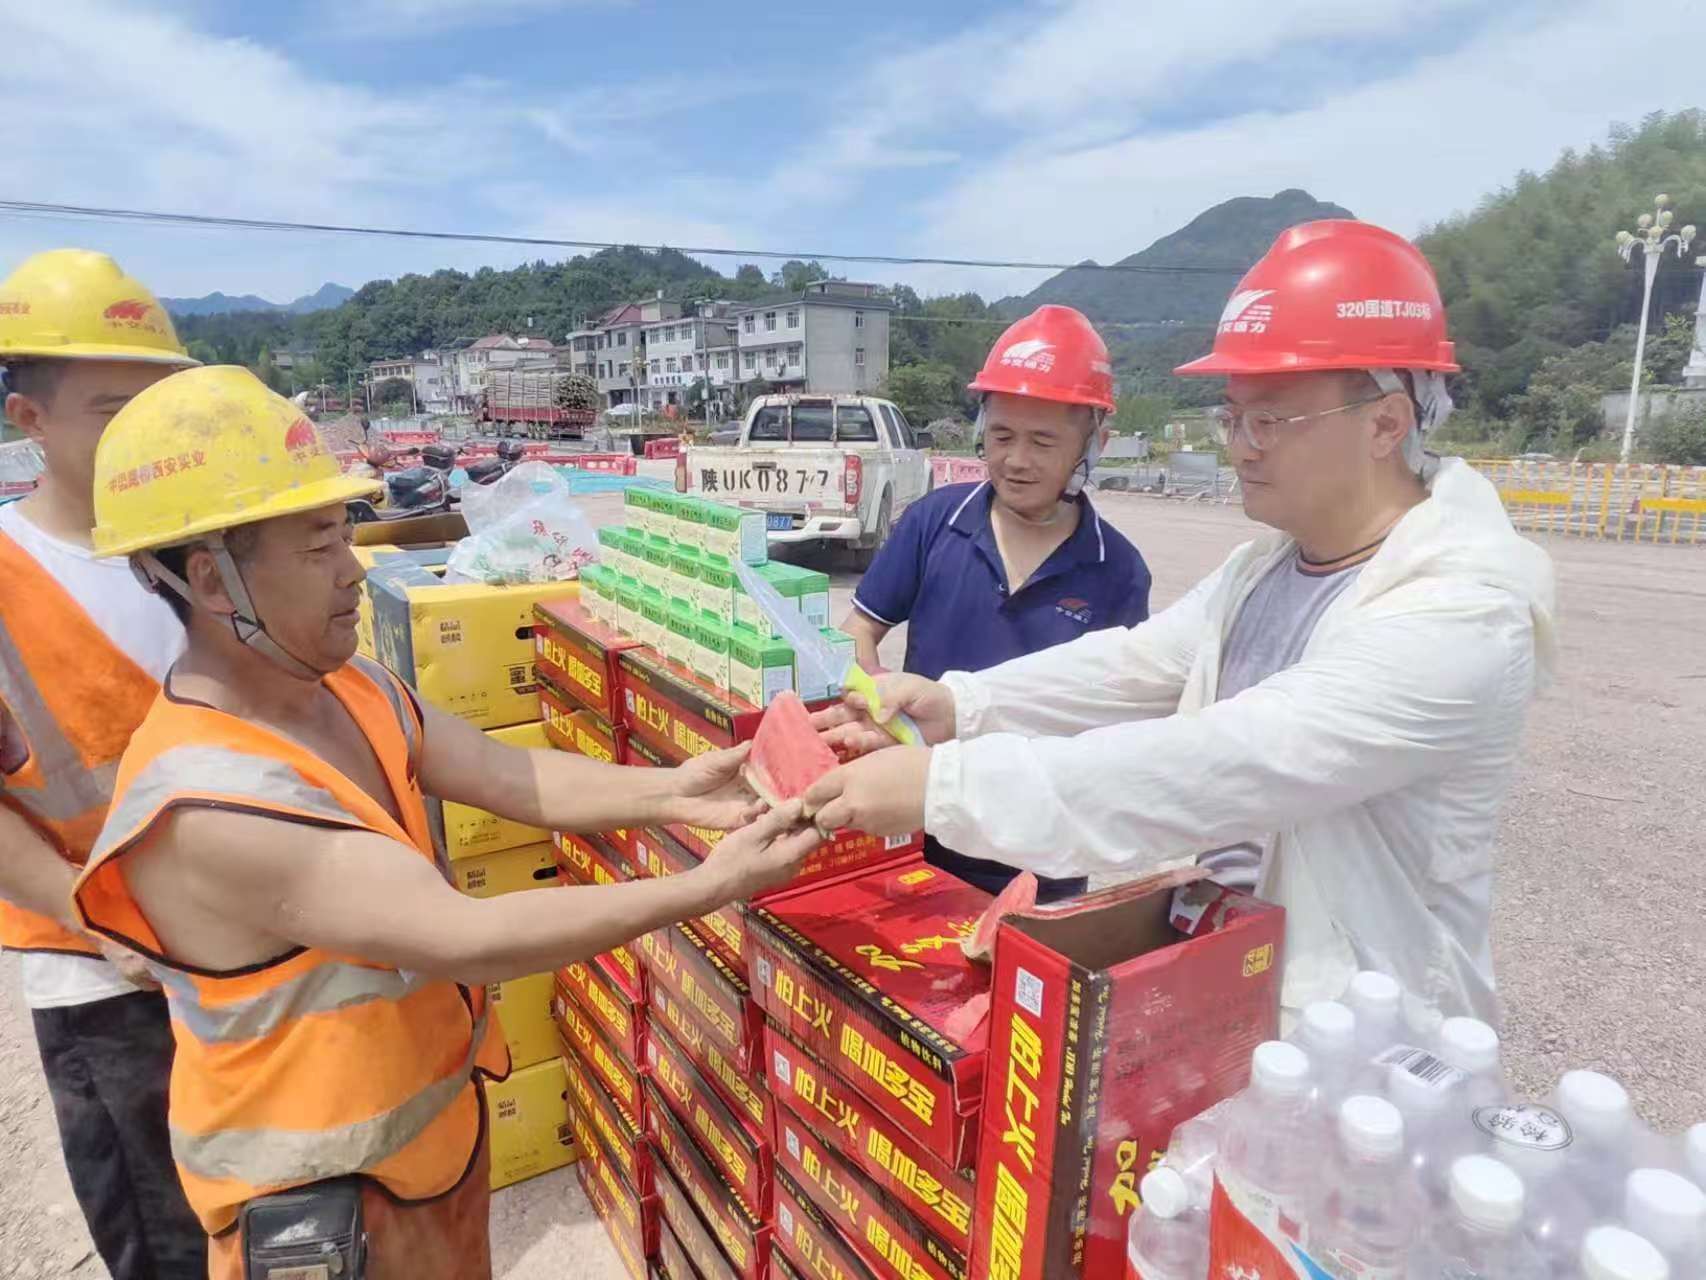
[349,443,459,525]
[463,439,527,487]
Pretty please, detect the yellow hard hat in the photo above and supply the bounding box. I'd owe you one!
[92,365,381,558]
[0,249,198,366]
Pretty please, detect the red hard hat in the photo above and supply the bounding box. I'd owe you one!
[968,305,1115,412]
[1175,220,1459,377]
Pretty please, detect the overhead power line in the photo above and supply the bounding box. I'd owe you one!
[0,199,1253,278]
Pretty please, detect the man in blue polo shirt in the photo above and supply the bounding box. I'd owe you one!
[842,305,1150,900]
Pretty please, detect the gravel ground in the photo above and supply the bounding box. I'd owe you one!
[3,483,1702,1279]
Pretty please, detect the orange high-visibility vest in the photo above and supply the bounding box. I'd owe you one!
[0,530,162,957]
[74,654,511,1235]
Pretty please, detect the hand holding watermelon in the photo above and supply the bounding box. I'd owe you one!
[696,800,824,900]
[801,745,932,839]
[658,744,769,830]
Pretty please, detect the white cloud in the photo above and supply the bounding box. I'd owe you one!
[326,0,625,39]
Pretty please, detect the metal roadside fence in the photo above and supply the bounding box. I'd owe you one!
[1470,459,1706,545]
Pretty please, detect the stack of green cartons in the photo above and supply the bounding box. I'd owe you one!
[601,489,860,707]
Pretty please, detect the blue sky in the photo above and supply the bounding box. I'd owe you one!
[2,0,1699,308]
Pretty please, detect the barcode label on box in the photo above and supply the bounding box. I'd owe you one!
[772,1049,791,1088]
[1376,1045,1467,1091]
[884,833,912,850]
[1015,966,1044,1019]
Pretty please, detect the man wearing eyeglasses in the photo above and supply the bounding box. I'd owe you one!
[805,220,1558,1029]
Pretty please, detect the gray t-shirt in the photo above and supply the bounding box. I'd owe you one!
[1199,550,1364,888]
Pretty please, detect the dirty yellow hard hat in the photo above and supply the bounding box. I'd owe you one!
[0,249,199,366]
[92,365,381,558]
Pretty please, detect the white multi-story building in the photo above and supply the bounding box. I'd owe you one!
[639,306,741,413]
[366,353,452,414]
[594,298,681,408]
[443,335,559,410]
[730,281,892,395]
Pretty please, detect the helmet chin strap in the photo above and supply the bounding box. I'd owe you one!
[133,534,328,681]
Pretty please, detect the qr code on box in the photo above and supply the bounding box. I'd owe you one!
[785,1128,800,1159]
[755,955,774,988]
[1015,967,1043,1019]
[780,1205,795,1235]
[772,1050,791,1087]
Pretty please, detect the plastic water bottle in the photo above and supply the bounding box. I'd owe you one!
[1305,1095,1422,1280]
[1384,1057,1464,1206]
[1218,1041,1318,1245]
[1163,1096,1232,1212]
[1347,971,1403,1058]
[1299,1000,1359,1107]
[1435,1017,1504,1108]
[1623,1168,1705,1278]
[1126,1166,1208,1280]
[1579,1225,1671,1280]
[1407,1154,1545,1280]
[1554,1071,1640,1212]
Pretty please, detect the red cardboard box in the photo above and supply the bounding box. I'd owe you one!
[773,1169,877,1280]
[540,674,629,764]
[556,985,646,1124]
[969,873,1284,1280]
[640,924,764,1075]
[574,1115,657,1280]
[559,956,645,1063]
[564,1049,652,1198]
[771,1254,807,1280]
[650,983,776,1144]
[645,1020,773,1218]
[655,1155,745,1280]
[766,1025,973,1257]
[745,864,993,1171]
[775,1107,965,1280]
[535,597,641,724]
[550,837,645,1000]
[618,644,766,763]
[625,734,922,897]
[646,1081,772,1280]
[631,827,748,969]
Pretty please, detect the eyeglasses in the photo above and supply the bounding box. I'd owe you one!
[1210,392,1392,452]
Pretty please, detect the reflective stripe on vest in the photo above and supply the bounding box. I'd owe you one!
[0,532,162,956]
[170,1003,491,1189]
[72,658,506,1233]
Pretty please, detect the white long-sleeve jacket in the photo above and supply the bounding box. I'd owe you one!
[927,459,1558,1028]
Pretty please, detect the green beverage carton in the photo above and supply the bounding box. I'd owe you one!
[759,561,830,628]
[656,491,686,543]
[614,576,642,641]
[641,535,674,595]
[695,553,736,627]
[625,487,656,537]
[727,625,794,708]
[821,627,856,692]
[692,613,731,694]
[668,545,703,604]
[674,497,708,554]
[638,587,669,652]
[577,565,607,626]
[702,502,768,566]
[665,598,697,670]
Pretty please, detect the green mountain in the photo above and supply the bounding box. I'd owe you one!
[998,189,1354,324]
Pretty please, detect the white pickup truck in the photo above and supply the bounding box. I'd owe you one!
[675,394,932,566]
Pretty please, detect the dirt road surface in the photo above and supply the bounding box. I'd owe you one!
[4,486,1703,1278]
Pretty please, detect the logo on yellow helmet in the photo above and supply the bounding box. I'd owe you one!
[101,298,167,334]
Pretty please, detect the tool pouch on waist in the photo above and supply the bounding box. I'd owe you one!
[240,1178,367,1280]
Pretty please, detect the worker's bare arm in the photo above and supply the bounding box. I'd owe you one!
[0,800,81,928]
[130,802,817,985]
[416,701,761,834]
[840,609,891,674]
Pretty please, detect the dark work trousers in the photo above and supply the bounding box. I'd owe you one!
[923,835,1088,903]
[31,987,208,1279]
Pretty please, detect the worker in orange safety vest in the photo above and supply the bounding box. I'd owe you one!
[0,249,207,1278]
[72,365,821,1279]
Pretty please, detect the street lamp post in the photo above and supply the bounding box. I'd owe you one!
[1682,252,1706,389]
[1615,194,1696,462]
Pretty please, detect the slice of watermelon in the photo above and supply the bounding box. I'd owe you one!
[959,871,1039,964]
[743,691,840,813]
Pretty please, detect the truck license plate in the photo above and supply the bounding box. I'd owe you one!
[766,514,794,531]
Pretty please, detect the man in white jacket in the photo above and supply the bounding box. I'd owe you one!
[807,220,1557,1028]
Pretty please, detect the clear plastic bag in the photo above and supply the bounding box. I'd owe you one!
[446,461,599,585]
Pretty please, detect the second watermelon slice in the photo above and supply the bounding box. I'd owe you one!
[743,691,840,814]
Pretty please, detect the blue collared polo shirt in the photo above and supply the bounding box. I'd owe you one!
[852,481,1151,681]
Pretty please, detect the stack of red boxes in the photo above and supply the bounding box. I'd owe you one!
[534,596,926,1278]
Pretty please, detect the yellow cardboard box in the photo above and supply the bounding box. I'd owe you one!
[427,722,551,860]
[352,546,453,660]
[451,841,556,899]
[488,970,559,1071]
[370,566,578,729]
[485,1056,578,1190]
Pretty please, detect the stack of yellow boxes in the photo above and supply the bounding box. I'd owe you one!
[356,531,582,1190]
